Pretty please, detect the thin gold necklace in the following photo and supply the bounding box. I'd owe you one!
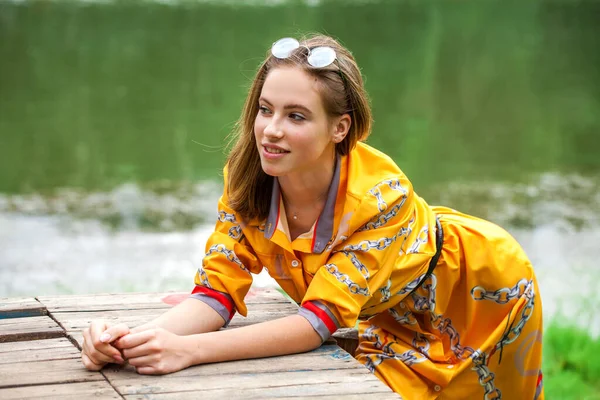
[284,192,328,221]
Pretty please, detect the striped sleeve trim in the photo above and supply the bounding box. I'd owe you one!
[298,300,340,342]
[190,285,235,327]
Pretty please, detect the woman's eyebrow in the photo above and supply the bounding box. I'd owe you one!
[259,97,313,115]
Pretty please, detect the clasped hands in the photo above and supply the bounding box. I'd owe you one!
[81,320,192,375]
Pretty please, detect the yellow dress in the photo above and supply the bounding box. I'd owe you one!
[191,142,544,399]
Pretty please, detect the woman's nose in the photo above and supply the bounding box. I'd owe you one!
[263,118,284,140]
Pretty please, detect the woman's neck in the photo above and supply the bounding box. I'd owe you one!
[278,157,335,239]
[278,159,335,210]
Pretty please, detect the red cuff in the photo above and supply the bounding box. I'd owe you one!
[302,301,338,335]
[191,286,235,320]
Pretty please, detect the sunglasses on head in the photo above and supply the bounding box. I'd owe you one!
[271,37,338,69]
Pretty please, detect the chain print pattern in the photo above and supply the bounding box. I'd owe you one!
[206,244,250,274]
[412,332,431,356]
[473,279,536,351]
[424,280,501,399]
[470,350,501,400]
[342,251,370,280]
[338,232,405,287]
[426,275,535,399]
[196,266,212,289]
[389,307,417,326]
[359,202,405,231]
[324,263,370,296]
[217,210,243,240]
[217,210,237,223]
[398,214,417,255]
[396,274,425,296]
[380,279,392,303]
[368,179,409,212]
[342,235,398,252]
[362,326,426,374]
[471,278,529,305]
[227,225,242,240]
[407,225,429,254]
[419,275,478,362]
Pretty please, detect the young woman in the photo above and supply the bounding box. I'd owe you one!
[81,34,544,399]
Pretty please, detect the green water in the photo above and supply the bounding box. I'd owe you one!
[1,0,599,198]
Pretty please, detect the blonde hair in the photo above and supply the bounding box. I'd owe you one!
[226,34,372,221]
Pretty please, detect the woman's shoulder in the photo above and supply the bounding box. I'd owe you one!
[346,142,412,198]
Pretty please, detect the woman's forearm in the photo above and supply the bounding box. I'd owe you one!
[137,298,225,336]
[186,314,322,365]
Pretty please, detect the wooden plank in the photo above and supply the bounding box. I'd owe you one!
[0,358,103,388]
[117,370,395,399]
[0,338,79,364]
[0,381,121,399]
[0,316,64,343]
[54,302,299,331]
[39,288,291,314]
[0,297,47,319]
[38,292,174,313]
[0,337,73,353]
[123,383,399,400]
[105,345,398,398]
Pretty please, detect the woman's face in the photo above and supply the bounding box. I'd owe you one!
[254,66,342,178]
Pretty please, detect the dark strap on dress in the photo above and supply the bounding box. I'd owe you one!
[407,217,444,296]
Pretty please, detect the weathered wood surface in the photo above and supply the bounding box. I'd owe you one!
[0,289,399,399]
[106,345,396,399]
[0,337,75,364]
[0,382,121,400]
[0,337,119,399]
[0,297,47,319]
[37,288,289,313]
[0,315,64,343]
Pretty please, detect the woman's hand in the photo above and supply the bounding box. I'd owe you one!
[81,320,130,371]
[114,327,193,375]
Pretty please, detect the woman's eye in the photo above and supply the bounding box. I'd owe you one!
[289,113,305,121]
[259,106,270,114]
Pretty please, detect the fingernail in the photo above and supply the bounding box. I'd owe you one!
[100,333,111,343]
[113,355,124,363]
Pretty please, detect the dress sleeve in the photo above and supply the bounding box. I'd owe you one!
[299,176,437,342]
[190,170,262,327]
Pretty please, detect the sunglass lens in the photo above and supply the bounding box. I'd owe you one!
[272,38,300,59]
[307,47,336,68]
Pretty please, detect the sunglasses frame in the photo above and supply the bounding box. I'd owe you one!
[271,37,338,69]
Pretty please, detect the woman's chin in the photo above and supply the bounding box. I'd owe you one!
[260,163,284,177]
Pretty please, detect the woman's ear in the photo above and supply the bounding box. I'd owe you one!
[332,113,352,143]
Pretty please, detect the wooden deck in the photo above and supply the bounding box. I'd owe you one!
[0,289,398,399]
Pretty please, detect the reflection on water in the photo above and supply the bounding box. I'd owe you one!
[1,173,598,335]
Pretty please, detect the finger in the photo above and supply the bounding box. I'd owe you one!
[114,325,154,349]
[83,327,123,364]
[135,366,160,375]
[127,354,158,368]
[83,337,118,365]
[129,324,155,335]
[89,319,109,342]
[121,342,157,360]
[81,352,104,371]
[99,323,131,344]
[115,330,154,350]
